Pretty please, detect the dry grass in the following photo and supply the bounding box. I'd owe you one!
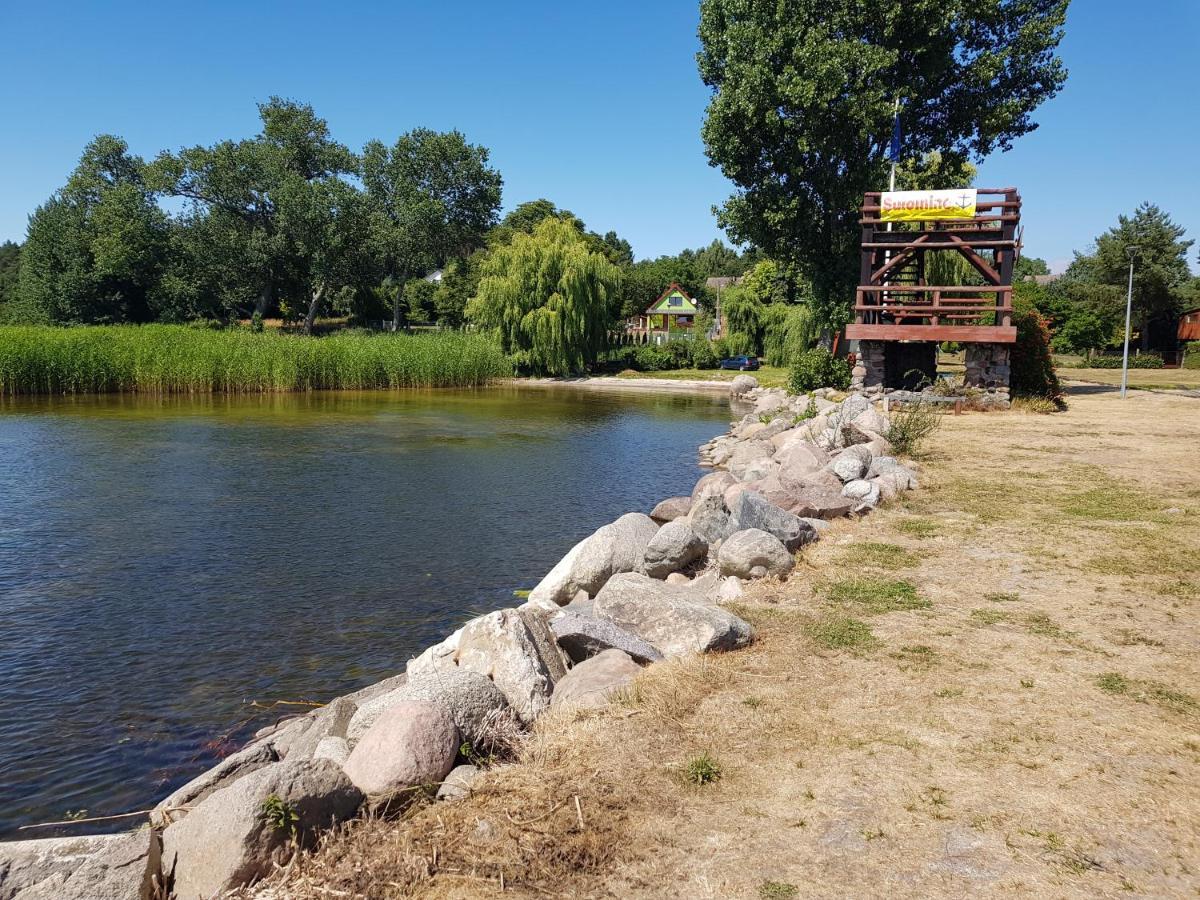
[248,387,1200,899]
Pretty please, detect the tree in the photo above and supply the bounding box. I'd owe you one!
[18,135,169,323]
[0,241,21,321]
[467,217,621,375]
[698,0,1068,328]
[1091,203,1193,349]
[1015,256,1050,279]
[149,98,361,322]
[362,129,502,329]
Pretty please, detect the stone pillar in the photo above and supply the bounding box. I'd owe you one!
[851,341,886,392]
[964,343,1011,408]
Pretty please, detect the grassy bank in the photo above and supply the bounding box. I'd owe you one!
[0,326,512,394]
[246,387,1200,898]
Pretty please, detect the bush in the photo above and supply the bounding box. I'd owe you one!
[690,340,720,369]
[885,394,942,457]
[1010,296,1061,399]
[787,347,851,394]
[633,344,676,372]
[1087,353,1164,369]
[1184,342,1200,370]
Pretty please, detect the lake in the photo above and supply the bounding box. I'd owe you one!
[0,385,730,837]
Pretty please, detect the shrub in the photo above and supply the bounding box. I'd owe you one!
[690,340,720,369]
[787,347,850,394]
[633,344,676,371]
[885,393,942,456]
[250,312,264,334]
[1185,342,1200,370]
[1088,353,1164,369]
[1010,296,1060,398]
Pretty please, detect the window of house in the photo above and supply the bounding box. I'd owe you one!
[668,295,682,307]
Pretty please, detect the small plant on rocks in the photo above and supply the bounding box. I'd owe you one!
[683,752,723,785]
[261,794,299,841]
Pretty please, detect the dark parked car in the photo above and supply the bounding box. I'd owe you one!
[719,355,760,371]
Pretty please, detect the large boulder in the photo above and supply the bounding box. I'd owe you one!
[730,374,758,397]
[280,695,358,761]
[408,609,567,723]
[348,669,510,750]
[527,513,659,608]
[773,437,829,480]
[593,573,754,657]
[640,519,707,578]
[161,758,363,900]
[717,528,795,579]
[342,701,460,800]
[691,471,738,504]
[549,610,664,665]
[152,736,279,827]
[729,490,818,551]
[649,496,692,523]
[550,649,642,711]
[842,479,882,510]
[753,388,789,415]
[829,450,870,483]
[852,406,889,435]
[687,494,737,546]
[727,440,776,480]
[0,831,150,900]
[739,476,856,520]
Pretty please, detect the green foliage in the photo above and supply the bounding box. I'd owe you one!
[0,326,510,394]
[250,311,264,333]
[805,616,875,650]
[690,340,720,369]
[261,794,299,840]
[0,241,21,322]
[1015,256,1050,279]
[1183,342,1200,370]
[402,279,438,324]
[682,752,722,786]
[787,347,850,394]
[885,394,942,457]
[1011,294,1061,398]
[467,217,621,375]
[724,331,756,357]
[698,0,1068,328]
[19,136,170,324]
[762,303,817,367]
[759,882,799,900]
[824,577,929,614]
[1086,354,1164,369]
[720,286,765,353]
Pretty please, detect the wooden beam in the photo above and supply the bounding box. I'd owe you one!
[945,234,1002,285]
[845,324,1017,343]
[862,240,1018,249]
[870,234,930,284]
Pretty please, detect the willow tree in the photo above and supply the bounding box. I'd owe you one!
[467,217,621,375]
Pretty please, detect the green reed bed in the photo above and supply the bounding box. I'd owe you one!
[0,325,512,394]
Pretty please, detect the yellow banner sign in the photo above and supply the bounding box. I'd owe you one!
[880,189,977,222]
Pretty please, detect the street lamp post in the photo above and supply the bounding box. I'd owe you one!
[1120,245,1138,399]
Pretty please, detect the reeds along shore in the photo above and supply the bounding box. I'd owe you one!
[0,326,513,394]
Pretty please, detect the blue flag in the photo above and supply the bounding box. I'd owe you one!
[887,111,902,163]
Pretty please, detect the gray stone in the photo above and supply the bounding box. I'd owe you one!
[727,440,776,480]
[736,455,780,483]
[640,519,707,578]
[852,406,889,435]
[691,470,738,504]
[729,490,818,550]
[665,572,690,585]
[760,480,856,519]
[549,610,664,665]
[551,649,642,711]
[283,696,358,761]
[436,764,481,802]
[527,513,660,607]
[343,672,408,707]
[840,394,870,420]
[407,608,567,723]
[593,572,754,657]
[161,758,363,900]
[349,668,510,749]
[773,437,829,479]
[152,736,280,827]
[799,516,831,533]
[717,528,795,579]
[842,479,882,509]
[829,452,869,482]
[730,373,758,397]
[342,701,460,799]
[0,831,150,900]
[312,736,350,766]
[649,496,692,522]
[687,494,736,545]
[717,575,744,602]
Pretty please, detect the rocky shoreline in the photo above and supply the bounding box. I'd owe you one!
[0,376,918,900]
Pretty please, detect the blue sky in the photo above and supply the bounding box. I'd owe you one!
[0,1,1195,272]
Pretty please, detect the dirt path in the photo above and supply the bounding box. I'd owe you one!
[252,387,1199,899]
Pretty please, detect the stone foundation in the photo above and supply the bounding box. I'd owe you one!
[850,341,885,392]
[964,343,1011,408]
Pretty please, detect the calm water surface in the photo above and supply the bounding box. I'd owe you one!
[0,386,730,837]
